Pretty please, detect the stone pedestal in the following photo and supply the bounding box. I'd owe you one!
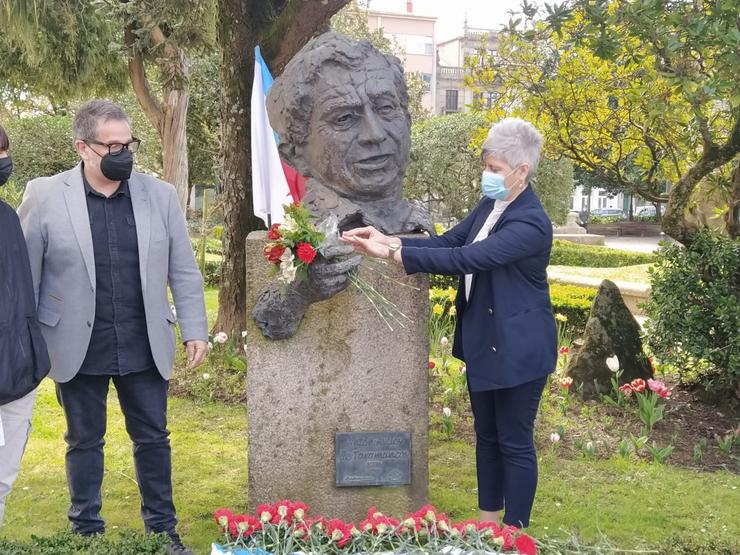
[554,212,587,234]
[245,231,429,522]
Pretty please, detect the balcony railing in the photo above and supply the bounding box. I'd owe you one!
[437,66,466,80]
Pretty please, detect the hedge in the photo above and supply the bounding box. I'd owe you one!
[550,283,597,335]
[0,531,168,555]
[550,240,656,267]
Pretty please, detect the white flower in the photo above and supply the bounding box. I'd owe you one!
[241,330,247,338]
[281,215,295,232]
[442,407,452,418]
[202,373,211,380]
[549,432,561,443]
[440,336,449,346]
[606,355,620,373]
[280,247,294,264]
[278,260,297,284]
[213,332,228,344]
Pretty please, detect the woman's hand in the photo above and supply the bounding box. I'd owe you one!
[341,226,392,245]
[341,235,390,259]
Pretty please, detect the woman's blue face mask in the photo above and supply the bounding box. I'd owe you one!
[481,167,518,200]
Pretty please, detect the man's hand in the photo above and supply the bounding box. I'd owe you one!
[185,340,209,369]
[341,226,392,245]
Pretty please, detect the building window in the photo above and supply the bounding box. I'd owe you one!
[404,34,434,56]
[421,73,432,92]
[445,90,459,112]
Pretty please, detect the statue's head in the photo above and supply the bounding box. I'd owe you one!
[267,32,411,203]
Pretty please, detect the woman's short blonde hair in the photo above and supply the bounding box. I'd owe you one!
[481,117,544,179]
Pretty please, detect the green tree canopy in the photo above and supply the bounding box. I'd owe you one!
[404,112,487,223]
[466,0,740,243]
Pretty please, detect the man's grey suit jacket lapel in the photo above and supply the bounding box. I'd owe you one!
[63,165,95,289]
[62,163,152,294]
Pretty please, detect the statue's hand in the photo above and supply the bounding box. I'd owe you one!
[253,284,310,340]
[307,244,362,301]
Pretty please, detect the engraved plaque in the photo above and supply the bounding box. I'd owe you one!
[336,432,411,487]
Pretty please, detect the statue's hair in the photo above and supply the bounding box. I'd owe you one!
[481,117,544,179]
[267,32,410,165]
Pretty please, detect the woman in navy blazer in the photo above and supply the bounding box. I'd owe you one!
[343,118,557,528]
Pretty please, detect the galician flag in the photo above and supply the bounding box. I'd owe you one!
[250,46,305,226]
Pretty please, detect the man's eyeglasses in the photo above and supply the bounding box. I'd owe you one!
[85,137,141,156]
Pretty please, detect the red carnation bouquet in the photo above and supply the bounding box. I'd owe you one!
[262,203,418,331]
[262,203,326,286]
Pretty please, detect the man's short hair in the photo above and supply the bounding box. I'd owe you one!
[73,99,131,141]
[267,32,410,162]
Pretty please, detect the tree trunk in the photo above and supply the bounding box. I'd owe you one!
[214,0,262,335]
[214,0,350,335]
[127,22,191,214]
[161,87,191,212]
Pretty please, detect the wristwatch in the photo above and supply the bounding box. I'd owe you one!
[387,242,401,259]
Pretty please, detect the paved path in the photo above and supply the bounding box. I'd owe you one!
[602,235,679,253]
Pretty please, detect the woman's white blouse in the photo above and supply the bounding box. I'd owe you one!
[464,199,512,301]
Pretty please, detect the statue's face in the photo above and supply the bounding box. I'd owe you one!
[298,58,410,201]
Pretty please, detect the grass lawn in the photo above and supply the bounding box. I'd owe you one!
[547,264,653,285]
[0,380,248,554]
[2,381,738,554]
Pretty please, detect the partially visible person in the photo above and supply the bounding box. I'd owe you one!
[17,101,208,554]
[0,124,51,526]
[343,118,557,529]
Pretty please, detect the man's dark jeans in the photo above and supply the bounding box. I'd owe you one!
[55,369,176,534]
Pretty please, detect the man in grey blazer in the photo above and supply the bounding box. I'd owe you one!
[18,100,208,555]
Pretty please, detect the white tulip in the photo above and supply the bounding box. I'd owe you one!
[202,373,211,380]
[213,332,228,344]
[549,432,560,443]
[440,336,449,346]
[442,407,452,418]
[606,355,620,373]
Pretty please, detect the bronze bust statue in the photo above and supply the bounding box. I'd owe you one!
[253,32,432,339]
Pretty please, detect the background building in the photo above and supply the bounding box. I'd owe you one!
[435,23,498,115]
[366,2,437,111]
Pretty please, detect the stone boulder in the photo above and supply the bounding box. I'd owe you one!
[567,279,652,398]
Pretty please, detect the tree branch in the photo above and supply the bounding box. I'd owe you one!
[125,24,164,132]
[260,0,351,75]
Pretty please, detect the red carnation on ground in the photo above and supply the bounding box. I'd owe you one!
[263,244,286,265]
[291,501,308,521]
[296,242,318,264]
[559,346,570,356]
[515,533,538,554]
[213,508,233,531]
[267,223,282,240]
[428,361,436,369]
[229,514,259,538]
[327,518,352,547]
[255,502,275,523]
[271,499,294,524]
